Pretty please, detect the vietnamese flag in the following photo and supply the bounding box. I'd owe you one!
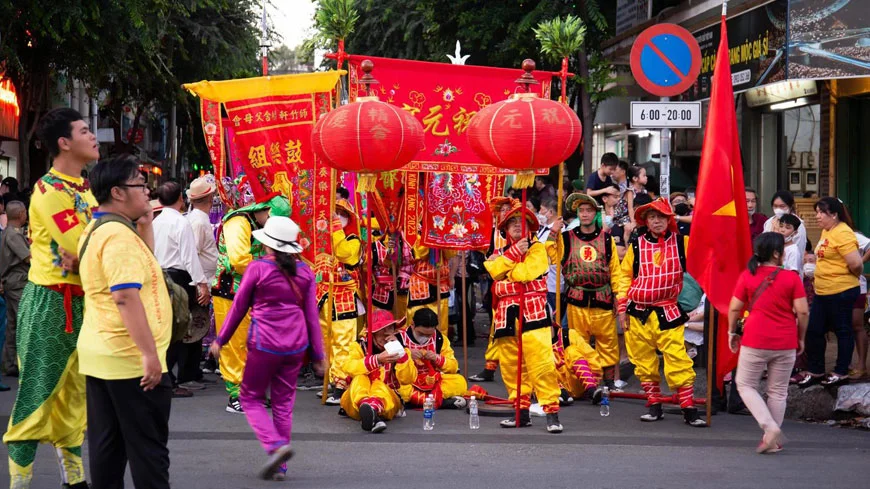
[51,209,80,234]
[686,13,752,389]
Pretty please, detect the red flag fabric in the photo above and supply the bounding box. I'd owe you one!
[686,16,752,388]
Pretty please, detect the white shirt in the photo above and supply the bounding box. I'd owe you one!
[186,207,218,282]
[536,222,565,293]
[856,232,870,294]
[153,207,206,285]
[782,244,803,279]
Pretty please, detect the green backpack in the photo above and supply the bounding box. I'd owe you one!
[78,213,190,343]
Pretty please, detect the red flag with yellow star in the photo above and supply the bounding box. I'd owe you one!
[686,15,752,387]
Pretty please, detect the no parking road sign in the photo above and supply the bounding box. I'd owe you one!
[630,24,701,97]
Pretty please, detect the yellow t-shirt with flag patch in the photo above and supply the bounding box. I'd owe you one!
[77,218,172,379]
[28,168,98,286]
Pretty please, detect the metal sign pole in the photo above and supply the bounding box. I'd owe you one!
[659,96,671,200]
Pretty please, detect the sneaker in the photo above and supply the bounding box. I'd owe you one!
[469,369,495,382]
[591,386,604,406]
[613,379,628,391]
[178,381,206,391]
[258,445,293,480]
[172,387,193,398]
[0,383,9,392]
[272,464,288,481]
[640,403,664,422]
[325,388,344,406]
[226,396,244,414]
[796,373,824,389]
[297,369,323,391]
[371,420,387,433]
[559,389,574,406]
[338,407,349,417]
[360,403,378,431]
[682,407,708,427]
[500,409,532,428]
[546,413,563,433]
[441,396,467,409]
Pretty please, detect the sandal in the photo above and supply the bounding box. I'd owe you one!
[820,373,849,387]
[796,373,824,389]
[848,369,868,380]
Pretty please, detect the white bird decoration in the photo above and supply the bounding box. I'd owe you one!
[446,41,469,65]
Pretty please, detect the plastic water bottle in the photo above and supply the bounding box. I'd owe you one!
[423,394,435,430]
[468,396,480,430]
[599,386,611,417]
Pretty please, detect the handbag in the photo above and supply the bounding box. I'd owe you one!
[736,268,782,336]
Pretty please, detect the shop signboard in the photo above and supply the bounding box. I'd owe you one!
[0,74,20,140]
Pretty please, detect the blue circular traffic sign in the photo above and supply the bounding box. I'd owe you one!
[630,24,701,97]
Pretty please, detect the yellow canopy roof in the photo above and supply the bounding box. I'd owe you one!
[183,71,346,102]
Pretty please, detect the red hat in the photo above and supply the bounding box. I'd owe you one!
[634,197,677,232]
[497,200,540,234]
[369,310,407,333]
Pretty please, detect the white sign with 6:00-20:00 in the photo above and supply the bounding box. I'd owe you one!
[630,101,702,129]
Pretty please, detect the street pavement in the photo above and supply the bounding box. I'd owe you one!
[1,342,868,489]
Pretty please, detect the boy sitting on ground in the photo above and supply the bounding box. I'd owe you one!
[398,308,468,409]
[340,311,416,433]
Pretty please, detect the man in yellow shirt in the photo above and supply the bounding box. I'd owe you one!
[4,109,98,489]
[76,155,173,489]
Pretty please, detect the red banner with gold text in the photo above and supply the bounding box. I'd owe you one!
[348,56,554,175]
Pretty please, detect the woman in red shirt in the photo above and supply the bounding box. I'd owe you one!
[728,232,809,454]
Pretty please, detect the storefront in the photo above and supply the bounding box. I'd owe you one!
[0,73,21,181]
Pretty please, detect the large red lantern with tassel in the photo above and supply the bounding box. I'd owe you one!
[467,60,581,188]
[311,60,424,191]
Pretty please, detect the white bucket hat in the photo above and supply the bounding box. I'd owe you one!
[186,176,216,200]
[252,216,303,254]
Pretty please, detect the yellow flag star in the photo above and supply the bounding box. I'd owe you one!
[712,200,736,217]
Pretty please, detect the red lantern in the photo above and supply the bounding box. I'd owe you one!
[311,62,424,191]
[467,60,581,188]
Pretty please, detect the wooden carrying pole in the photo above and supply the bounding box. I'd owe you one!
[322,168,338,405]
[461,252,469,378]
[515,188,528,426]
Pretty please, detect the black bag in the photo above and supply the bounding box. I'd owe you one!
[79,214,190,343]
[465,251,485,279]
[736,268,781,336]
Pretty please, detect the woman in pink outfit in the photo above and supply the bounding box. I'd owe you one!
[728,232,809,454]
[210,216,326,480]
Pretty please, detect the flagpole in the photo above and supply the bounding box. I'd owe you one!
[705,301,715,426]
[260,5,270,76]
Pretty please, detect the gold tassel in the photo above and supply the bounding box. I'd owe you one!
[358,172,377,193]
[513,170,536,189]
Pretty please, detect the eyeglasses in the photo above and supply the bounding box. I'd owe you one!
[119,183,148,191]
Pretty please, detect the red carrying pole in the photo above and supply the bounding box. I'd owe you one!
[365,191,375,356]
[515,188,528,427]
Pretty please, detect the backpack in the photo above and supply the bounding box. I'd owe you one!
[78,213,190,343]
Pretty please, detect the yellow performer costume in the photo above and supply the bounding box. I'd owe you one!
[406,240,452,336]
[397,309,468,408]
[317,200,363,404]
[616,198,706,427]
[549,193,625,391]
[486,202,563,433]
[340,311,416,432]
[5,168,96,489]
[213,196,291,410]
[470,197,516,383]
[553,327,603,400]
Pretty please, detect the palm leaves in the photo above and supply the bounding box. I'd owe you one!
[533,14,586,61]
[315,0,359,41]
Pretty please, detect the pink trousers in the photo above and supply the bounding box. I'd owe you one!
[239,349,305,453]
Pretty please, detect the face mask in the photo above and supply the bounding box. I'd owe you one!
[773,208,787,218]
[803,262,815,278]
[537,213,548,226]
[603,215,614,228]
[748,208,756,216]
[339,215,349,228]
[783,232,795,243]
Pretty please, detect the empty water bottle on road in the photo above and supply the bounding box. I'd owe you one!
[468,396,480,429]
[600,387,611,417]
[423,394,435,430]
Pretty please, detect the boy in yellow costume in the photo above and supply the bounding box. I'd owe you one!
[547,193,624,398]
[5,109,98,489]
[616,198,706,427]
[340,311,415,433]
[316,200,363,405]
[398,308,468,409]
[485,201,563,433]
[552,326,604,403]
[213,194,291,414]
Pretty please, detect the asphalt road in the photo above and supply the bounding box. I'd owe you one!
[1,343,868,489]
